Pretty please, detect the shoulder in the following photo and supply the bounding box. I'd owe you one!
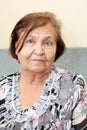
[0,72,20,83]
[0,72,20,100]
[54,66,87,105]
[0,72,18,87]
[53,65,86,88]
[52,66,87,125]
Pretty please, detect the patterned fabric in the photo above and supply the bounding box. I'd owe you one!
[0,66,87,130]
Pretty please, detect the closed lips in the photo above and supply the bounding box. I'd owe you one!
[31,59,46,62]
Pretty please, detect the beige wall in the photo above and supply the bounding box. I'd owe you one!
[0,0,87,48]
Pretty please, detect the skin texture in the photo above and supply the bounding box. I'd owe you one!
[16,23,57,108]
[16,23,56,74]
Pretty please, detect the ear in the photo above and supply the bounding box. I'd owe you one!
[15,49,18,55]
[15,51,20,63]
[15,41,18,55]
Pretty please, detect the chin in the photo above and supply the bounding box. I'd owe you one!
[31,66,48,73]
[27,65,50,73]
[32,69,45,73]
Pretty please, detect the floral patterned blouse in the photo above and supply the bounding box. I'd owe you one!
[0,66,87,130]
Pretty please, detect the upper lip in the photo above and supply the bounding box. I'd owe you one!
[31,59,46,62]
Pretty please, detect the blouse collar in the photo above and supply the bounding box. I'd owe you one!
[6,66,62,122]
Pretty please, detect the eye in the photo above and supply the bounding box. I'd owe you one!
[44,40,52,47]
[26,39,34,44]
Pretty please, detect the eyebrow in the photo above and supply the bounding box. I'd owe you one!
[27,35,53,40]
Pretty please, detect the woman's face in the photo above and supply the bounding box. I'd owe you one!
[16,23,57,73]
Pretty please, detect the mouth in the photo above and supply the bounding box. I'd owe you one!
[31,59,46,62]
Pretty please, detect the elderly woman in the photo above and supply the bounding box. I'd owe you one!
[0,12,87,130]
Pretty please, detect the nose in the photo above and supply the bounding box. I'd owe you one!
[34,43,44,56]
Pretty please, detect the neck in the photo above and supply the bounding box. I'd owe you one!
[20,69,50,85]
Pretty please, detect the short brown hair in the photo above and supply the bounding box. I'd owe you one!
[9,12,66,61]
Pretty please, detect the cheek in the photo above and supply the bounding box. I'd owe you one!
[17,52,27,64]
[17,53,24,63]
[17,47,32,61]
[47,48,56,62]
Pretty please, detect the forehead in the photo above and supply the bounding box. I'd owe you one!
[26,23,55,38]
[16,23,56,52]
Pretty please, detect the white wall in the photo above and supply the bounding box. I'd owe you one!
[0,0,87,48]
